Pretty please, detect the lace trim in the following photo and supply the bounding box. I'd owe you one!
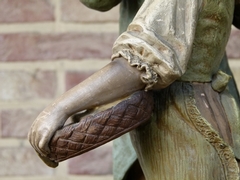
[185,84,239,179]
[112,49,158,90]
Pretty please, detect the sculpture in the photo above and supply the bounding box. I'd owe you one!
[28,0,240,179]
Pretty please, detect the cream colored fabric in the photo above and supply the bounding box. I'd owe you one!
[112,0,202,90]
[130,82,239,180]
[111,0,239,179]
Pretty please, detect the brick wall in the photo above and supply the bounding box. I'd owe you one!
[0,0,239,180]
[0,0,118,179]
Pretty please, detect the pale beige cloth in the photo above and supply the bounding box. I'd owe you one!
[111,0,240,179]
[112,0,202,90]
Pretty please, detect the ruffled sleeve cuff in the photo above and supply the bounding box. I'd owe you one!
[112,49,158,90]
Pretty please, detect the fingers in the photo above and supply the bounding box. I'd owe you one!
[28,105,68,166]
[37,134,51,156]
[30,124,52,156]
[29,110,56,155]
[28,119,51,157]
[37,153,58,168]
[29,127,54,169]
[28,121,57,167]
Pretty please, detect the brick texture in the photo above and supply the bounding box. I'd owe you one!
[68,145,112,175]
[226,27,240,59]
[0,147,54,176]
[0,33,118,62]
[230,64,240,90]
[61,0,119,22]
[0,0,54,23]
[65,71,95,90]
[0,0,239,180]
[1,108,43,138]
[0,70,57,101]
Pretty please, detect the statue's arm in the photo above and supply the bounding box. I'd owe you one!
[29,0,202,166]
[80,0,121,11]
[28,58,145,161]
[112,0,202,90]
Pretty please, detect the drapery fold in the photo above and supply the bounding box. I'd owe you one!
[112,0,202,89]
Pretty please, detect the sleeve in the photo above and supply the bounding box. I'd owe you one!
[112,0,203,90]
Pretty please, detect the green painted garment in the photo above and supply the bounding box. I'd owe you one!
[115,0,240,175]
[80,0,240,179]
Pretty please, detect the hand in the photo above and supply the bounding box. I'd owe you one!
[28,107,67,167]
[28,58,144,166]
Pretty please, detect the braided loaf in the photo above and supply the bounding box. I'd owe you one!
[48,91,154,163]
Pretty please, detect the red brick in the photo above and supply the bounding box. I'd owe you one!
[226,27,240,59]
[61,0,119,22]
[1,108,43,138]
[0,0,54,23]
[68,145,112,175]
[65,71,95,91]
[0,147,54,176]
[0,70,57,101]
[0,33,118,62]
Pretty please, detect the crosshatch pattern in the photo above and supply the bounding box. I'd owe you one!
[49,91,153,162]
[0,0,239,180]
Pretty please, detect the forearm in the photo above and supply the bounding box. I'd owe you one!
[49,58,145,118]
[28,58,145,161]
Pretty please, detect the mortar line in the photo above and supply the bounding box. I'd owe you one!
[0,175,113,180]
[56,61,66,96]
[0,100,52,110]
[0,60,109,71]
[0,23,118,33]
[52,0,62,33]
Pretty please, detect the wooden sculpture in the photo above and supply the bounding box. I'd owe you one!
[29,0,240,179]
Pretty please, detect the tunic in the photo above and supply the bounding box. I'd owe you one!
[80,0,240,179]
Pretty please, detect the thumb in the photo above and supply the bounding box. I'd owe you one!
[38,153,59,168]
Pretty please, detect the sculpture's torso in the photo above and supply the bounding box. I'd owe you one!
[120,0,234,82]
[80,0,240,179]
[181,0,234,82]
[116,0,240,179]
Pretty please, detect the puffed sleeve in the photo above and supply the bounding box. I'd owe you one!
[112,0,203,90]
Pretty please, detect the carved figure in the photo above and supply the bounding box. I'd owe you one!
[29,0,240,179]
